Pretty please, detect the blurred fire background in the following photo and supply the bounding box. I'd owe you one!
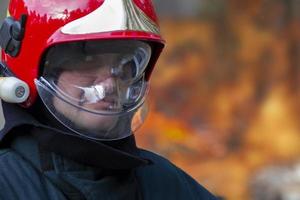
[1,0,300,199]
[136,0,300,199]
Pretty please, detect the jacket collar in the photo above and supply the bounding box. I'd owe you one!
[0,101,39,141]
[0,101,151,169]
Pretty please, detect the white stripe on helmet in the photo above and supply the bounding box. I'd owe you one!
[61,0,160,35]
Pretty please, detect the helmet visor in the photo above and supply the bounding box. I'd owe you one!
[35,40,151,140]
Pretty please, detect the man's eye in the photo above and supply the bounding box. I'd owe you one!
[121,60,137,81]
[111,60,138,82]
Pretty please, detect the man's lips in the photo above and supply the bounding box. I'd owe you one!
[85,97,121,111]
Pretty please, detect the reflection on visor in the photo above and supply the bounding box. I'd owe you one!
[47,74,147,112]
[76,78,146,106]
[44,41,151,83]
[78,84,106,103]
[37,75,148,115]
[111,47,150,83]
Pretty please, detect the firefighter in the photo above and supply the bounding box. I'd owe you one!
[0,0,217,199]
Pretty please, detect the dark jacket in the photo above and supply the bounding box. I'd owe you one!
[0,102,218,200]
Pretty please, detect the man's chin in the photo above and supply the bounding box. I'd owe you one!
[74,114,119,132]
[53,99,120,134]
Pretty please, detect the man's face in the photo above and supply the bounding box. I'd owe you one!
[53,62,121,132]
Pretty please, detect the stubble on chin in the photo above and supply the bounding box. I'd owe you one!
[53,97,119,131]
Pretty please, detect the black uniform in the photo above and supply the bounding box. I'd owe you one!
[0,102,218,200]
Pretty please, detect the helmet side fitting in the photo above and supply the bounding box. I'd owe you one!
[0,15,29,104]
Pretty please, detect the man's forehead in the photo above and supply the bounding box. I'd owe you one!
[59,53,124,69]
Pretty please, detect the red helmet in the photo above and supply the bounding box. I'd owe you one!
[0,0,164,107]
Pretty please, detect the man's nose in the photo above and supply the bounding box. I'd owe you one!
[96,77,117,95]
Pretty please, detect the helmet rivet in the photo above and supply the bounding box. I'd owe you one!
[15,86,26,98]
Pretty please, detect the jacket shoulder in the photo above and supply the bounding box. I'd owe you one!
[136,149,218,200]
[0,148,65,200]
[0,148,41,199]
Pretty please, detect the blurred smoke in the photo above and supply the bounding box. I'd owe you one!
[251,163,300,200]
[153,0,205,18]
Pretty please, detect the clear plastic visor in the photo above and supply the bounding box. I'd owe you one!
[34,40,152,140]
[40,40,151,114]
